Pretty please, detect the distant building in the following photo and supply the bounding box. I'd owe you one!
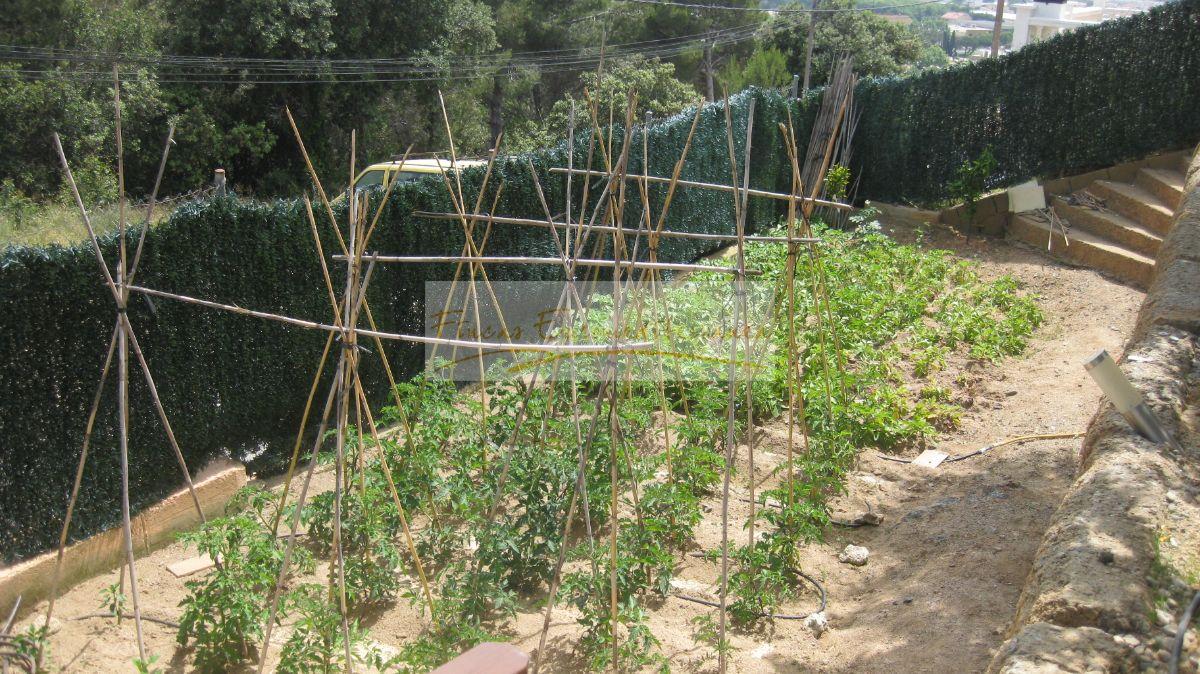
[941,11,975,21]
[879,13,914,24]
[1011,0,1165,50]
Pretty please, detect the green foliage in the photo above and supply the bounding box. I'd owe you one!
[721,47,792,93]
[132,654,165,674]
[689,614,732,664]
[947,147,997,223]
[99,581,127,616]
[508,57,700,153]
[851,0,1200,204]
[10,623,50,667]
[303,481,405,610]
[0,88,784,563]
[177,509,312,673]
[824,164,851,201]
[765,0,927,85]
[277,585,368,674]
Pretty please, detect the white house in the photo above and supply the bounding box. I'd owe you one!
[1011,0,1163,50]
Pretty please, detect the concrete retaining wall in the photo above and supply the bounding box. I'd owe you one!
[989,146,1200,672]
[0,464,246,621]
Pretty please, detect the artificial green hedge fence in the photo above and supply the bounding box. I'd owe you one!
[0,90,785,562]
[846,0,1200,204]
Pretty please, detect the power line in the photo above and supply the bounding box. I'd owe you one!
[0,20,764,84]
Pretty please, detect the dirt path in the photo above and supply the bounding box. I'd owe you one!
[676,219,1146,673]
[18,218,1145,673]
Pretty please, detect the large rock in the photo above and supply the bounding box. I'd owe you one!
[988,622,1131,673]
[837,544,869,566]
[1012,329,1195,635]
[1138,258,1200,336]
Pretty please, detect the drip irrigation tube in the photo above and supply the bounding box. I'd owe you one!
[675,553,827,620]
[737,495,880,528]
[876,432,1083,465]
[1169,590,1200,674]
[72,612,180,629]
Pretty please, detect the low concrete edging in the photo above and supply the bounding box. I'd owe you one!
[989,146,1200,673]
[0,464,247,621]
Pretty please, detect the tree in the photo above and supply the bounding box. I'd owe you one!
[505,56,700,153]
[0,0,168,198]
[764,0,925,86]
[720,47,791,94]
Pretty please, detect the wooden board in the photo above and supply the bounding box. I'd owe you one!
[912,450,949,469]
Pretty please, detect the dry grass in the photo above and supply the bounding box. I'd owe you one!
[0,199,178,249]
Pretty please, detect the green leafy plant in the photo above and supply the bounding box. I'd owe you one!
[690,614,732,665]
[948,147,998,224]
[825,164,852,201]
[99,581,127,616]
[10,624,50,669]
[177,512,311,673]
[132,654,165,674]
[278,585,367,674]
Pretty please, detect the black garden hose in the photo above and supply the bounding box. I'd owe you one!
[673,552,827,620]
[876,432,1083,465]
[1170,590,1200,674]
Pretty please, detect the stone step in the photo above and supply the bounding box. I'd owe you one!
[1085,180,1175,235]
[1134,167,1185,210]
[1009,213,1155,288]
[1053,199,1163,257]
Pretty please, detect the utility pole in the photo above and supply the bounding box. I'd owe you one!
[802,0,818,92]
[990,0,1006,57]
[704,40,715,102]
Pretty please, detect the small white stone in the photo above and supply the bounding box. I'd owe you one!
[750,643,774,659]
[1156,608,1175,627]
[838,544,869,566]
[804,611,828,636]
[1113,633,1141,648]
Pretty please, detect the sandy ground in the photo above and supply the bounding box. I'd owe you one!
[17,216,1146,673]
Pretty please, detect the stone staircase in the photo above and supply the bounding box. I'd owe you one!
[1009,153,1189,288]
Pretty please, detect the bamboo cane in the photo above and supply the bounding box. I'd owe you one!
[336,254,763,276]
[123,284,651,353]
[285,106,348,257]
[411,211,818,245]
[716,91,755,674]
[41,322,119,646]
[550,167,851,210]
[257,354,347,674]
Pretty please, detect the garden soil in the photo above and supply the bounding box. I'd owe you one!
[18,214,1146,673]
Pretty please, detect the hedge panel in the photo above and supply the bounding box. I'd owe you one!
[848,0,1200,204]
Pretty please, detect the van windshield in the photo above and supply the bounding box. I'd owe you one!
[355,170,386,189]
[356,169,439,190]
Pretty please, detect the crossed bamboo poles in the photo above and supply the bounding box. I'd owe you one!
[43,70,850,673]
[40,69,210,668]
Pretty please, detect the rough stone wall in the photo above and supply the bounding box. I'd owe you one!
[990,146,1200,673]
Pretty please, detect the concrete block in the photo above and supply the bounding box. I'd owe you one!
[1146,149,1189,171]
[1105,160,1141,183]
[0,465,246,621]
[1009,180,1046,212]
[1042,177,1070,196]
[167,554,217,578]
[940,205,964,227]
[432,643,529,674]
[1067,168,1109,193]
